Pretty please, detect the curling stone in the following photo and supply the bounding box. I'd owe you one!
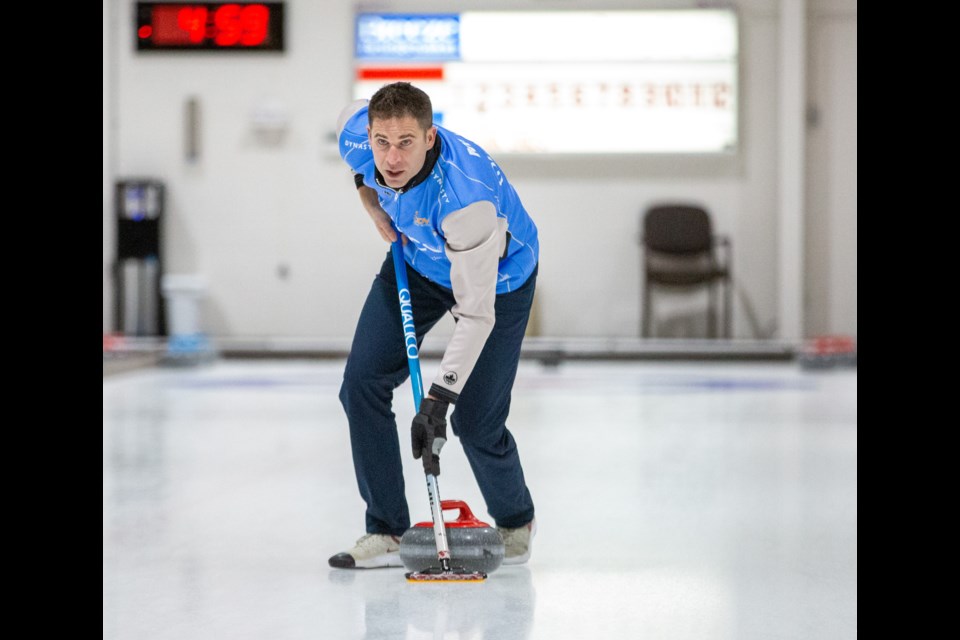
[400,500,504,575]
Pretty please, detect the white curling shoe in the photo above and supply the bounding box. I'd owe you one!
[498,518,537,565]
[328,533,403,569]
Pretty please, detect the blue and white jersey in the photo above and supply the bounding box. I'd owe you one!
[339,104,539,294]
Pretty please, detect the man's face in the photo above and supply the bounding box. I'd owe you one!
[368,116,436,189]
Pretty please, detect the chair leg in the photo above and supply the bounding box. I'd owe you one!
[642,279,652,338]
[707,284,717,339]
[723,278,732,339]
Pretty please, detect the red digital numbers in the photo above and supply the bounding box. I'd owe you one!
[177,6,209,44]
[211,4,269,46]
[212,4,241,45]
[139,3,277,49]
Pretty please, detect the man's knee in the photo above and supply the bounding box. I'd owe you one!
[450,407,513,453]
[340,364,403,414]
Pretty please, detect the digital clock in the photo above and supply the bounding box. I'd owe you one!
[136,2,284,51]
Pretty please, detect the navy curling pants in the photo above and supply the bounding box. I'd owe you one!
[339,249,537,536]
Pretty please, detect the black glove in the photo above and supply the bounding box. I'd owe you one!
[411,398,449,476]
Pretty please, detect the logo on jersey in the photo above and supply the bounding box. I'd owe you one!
[431,172,450,203]
[457,138,480,158]
[343,139,369,151]
[414,212,429,226]
[443,372,458,385]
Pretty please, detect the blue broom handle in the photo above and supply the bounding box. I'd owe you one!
[393,239,454,569]
[392,239,424,411]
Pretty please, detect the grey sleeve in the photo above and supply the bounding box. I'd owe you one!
[430,201,510,403]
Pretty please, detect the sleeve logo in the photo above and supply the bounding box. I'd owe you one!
[443,372,458,385]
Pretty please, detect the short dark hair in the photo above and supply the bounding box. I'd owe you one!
[368,82,433,132]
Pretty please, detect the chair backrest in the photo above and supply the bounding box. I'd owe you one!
[643,205,713,254]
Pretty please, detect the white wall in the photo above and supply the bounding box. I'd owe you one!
[103,0,857,341]
[104,0,114,334]
[806,5,857,337]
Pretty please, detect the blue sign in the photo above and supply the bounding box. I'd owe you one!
[356,13,461,61]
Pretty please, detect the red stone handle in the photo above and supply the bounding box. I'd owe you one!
[440,500,489,527]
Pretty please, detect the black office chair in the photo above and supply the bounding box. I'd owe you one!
[640,204,732,338]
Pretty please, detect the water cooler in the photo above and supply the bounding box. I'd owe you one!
[114,179,165,336]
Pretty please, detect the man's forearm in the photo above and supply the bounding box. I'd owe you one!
[357,184,398,243]
[358,184,382,216]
